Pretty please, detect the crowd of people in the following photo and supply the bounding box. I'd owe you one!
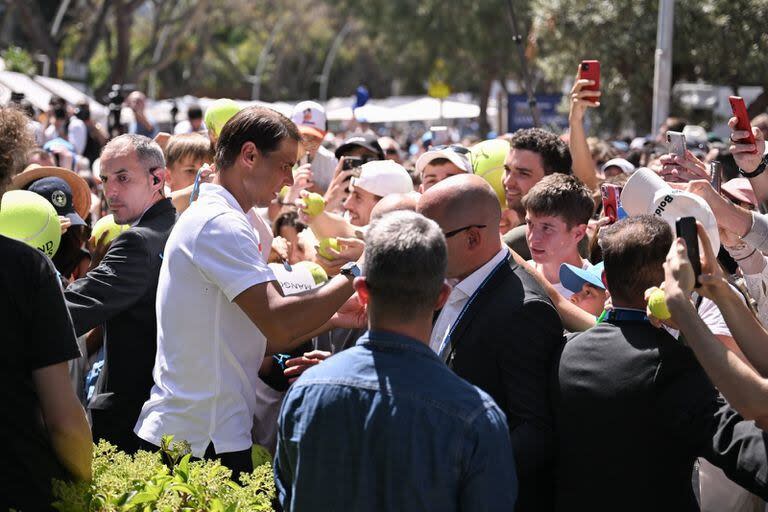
[3,70,768,512]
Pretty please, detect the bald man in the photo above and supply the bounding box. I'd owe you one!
[369,191,420,221]
[418,174,564,512]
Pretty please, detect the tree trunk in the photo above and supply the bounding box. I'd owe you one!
[110,0,134,86]
[478,76,493,137]
[748,90,768,119]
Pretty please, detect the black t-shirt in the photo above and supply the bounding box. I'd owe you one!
[0,235,81,511]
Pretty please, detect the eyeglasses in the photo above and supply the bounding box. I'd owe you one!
[384,148,399,155]
[432,144,470,155]
[443,224,487,238]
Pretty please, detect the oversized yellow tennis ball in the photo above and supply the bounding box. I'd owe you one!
[91,214,129,245]
[0,190,61,257]
[303,192,325,216]
[470,138,510,208]
[204,99,241,138]
[647,288,671,320]
[295,260,329,285]
[317,237,340,260]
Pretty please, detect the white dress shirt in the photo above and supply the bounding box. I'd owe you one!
[429,248,509,355]
[135,183,276,457]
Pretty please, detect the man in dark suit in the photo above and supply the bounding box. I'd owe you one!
[418,174,565,512]
[554,215,768,510]
[66,134,176,453]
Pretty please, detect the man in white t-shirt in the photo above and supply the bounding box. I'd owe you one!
[523,174,594,298]
[290,101,337,194]
[135,106,360,477]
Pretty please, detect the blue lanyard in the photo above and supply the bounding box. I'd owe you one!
[605,308,649,323]
[437,255,509,358]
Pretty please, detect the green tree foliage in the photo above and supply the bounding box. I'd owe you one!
[531,0,768,133]
[1,46,37,74]
[52,439,276,511]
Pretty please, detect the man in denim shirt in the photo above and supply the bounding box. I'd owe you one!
[275,210,518,511]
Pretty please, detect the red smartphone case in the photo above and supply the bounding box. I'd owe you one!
[729,96,756,147]
[580,60,600,96]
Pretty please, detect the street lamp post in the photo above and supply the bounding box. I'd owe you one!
[652,0,675,135]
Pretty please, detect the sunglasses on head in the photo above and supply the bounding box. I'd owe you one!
[432,144,470,155]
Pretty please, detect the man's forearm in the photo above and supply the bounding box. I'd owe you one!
[709,286,768,376]
[308,211,357,240]
[670,295,768,420]
[49,409,93,481]
[568,120,598,190]
[268,276,353,352]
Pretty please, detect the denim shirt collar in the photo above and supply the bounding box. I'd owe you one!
[356,330,439,360]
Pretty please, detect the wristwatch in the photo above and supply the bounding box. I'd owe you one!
[339,261,361,278]
[738,153,768,178]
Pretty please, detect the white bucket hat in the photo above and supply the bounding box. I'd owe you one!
[620,168,720,254]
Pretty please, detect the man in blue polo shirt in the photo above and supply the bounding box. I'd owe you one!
[274,210,517,511]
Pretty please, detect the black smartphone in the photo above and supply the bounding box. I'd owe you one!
[676,216,701,287]
[342,156,365,171]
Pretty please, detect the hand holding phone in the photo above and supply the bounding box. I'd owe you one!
[666,131,686,158]
[341,156,365,171]
[579,60,600,101]
[600,184,621,224]
[728,96,757,150]
[676,216,701,287]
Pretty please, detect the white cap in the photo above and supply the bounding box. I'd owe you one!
[630,137,648,150]
[620,168,720,253]
[415,146,472,174]
[290,101,327,138]
[601,158,636,175]
[351,160,414,197]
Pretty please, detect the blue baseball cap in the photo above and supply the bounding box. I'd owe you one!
[559,262,605,294]
[26,176,86,227]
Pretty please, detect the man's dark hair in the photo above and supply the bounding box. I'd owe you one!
[215,106,300,170]
[273,210,307,236]
[510,127,572,174]
[0,107,35,193]
[187,105,203,120]
[522,174,594,227]
[364,210,446,322]
[599,216,672,303]
[665,117,688,133]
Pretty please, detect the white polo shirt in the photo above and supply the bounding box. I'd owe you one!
[135,183,276,457]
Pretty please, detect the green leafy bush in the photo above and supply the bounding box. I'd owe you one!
[52,436,276,511]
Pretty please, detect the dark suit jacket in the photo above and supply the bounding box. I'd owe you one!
[66,199,176,444]
[443,253,565,511]
[554,317,768,511]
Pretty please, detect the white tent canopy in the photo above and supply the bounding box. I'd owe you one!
[0,71,54,111]
[388,98,480,122]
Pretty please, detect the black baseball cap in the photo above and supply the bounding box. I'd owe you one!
[334,133,385,160]
[27,177,86,227]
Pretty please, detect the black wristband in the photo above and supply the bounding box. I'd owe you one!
[738,154,768,178]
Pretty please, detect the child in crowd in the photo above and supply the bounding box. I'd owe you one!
[523,173,595,298]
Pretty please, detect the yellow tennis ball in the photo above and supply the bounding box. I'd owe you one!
[204,99,241,138]
[295,260,329,285]
[470,138,510,208]
[303,192,326,216]
[91,214,129,245]
[317,237,340,260]
[0,190,61,257]
[647,288,671,320]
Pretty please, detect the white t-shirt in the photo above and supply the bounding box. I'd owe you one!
[44,117,87,155]
[527,258,590,299]
[135,183,276,457]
